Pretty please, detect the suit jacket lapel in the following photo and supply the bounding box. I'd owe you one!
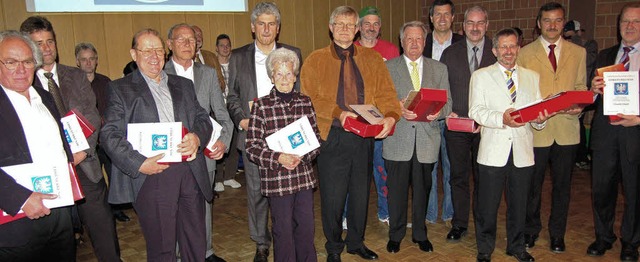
[490,64,512,100]
[532,39,555,74]
[131,71,160,122]
[167,75,184,123]
[247,44,257,93]
[556,38,571,74]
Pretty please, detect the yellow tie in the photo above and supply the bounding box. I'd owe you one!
[410,61,420,91]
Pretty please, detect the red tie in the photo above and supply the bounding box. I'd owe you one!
[548,44,557,72]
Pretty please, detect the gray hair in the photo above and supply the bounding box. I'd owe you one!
[168,23,194,40]
[399,21,427,41]
[74,42,97,59]
[266,48,300,78]
[492,28,518,49]
[0,30,43,68]
[251,2,281,26]
[464,5,489,22]
[329,6,358,25]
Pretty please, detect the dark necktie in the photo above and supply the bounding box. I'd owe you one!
[44,72,67,114]
[505,69,516,102]
[548,44,557,72]
[470,46,479,73]
[342,50,357,107]
[620,46,634,71]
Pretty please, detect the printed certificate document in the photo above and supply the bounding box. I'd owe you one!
[265,116,319,156]
[127,122,183,162]
[1,161,74,212]
[603,71,639,116]
[61,114,90,153]
[204,117,223,156]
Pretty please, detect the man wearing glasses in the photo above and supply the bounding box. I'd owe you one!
[301,6,400,262]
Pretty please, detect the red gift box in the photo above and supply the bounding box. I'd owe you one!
[344,116,395,138]
[446,117,478,133]
[404,88,447,122]
[65,109,96,138]
[510,91,594,124]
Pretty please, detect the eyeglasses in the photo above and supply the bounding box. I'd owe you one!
[78,57,97,63]
[0,59,36,71]
[333,23,357,30]
[135,48,165,58]
[621,19,640,27]
[464,20,487,27]
[172,37,196,45]
[497,45,518,51]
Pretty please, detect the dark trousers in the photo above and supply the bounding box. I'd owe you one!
[216,128,240,182]
[318,127,373,254]
[134,163,206,262]
[475,153,533,255]
[385,150,433,242]
[0,208,75,262]
[269,189,317,262]
[526,143,577,238]
[592,137,640,247]
[445,130,480,229]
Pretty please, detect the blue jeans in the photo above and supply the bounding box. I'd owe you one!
[426,120,453,222]
[372,140,389,220]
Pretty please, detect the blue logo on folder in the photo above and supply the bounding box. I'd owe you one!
[288,131,304,149]
[64,129,72,143]
[32,176,54,194]
[152,134,168,150]
[614,83,628,95]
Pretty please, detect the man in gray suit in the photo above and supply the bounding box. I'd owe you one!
[164,23,233,262]
[20,16,121,261]
[383,20,451,254]
[226,3,302,261]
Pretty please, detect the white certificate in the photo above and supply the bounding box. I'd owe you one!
[265,116,320,156]
[205,117,223,151]
[60,114,90,153]
[1,161,74,212]
[603,71,639,115]
[127,122,183,162]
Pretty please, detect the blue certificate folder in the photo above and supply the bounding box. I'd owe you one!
[95,0,203,5]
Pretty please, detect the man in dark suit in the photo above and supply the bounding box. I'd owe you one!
[101,28,213,261]
[588,3,640,261]
[164,23,233,262]
[226,2,302,261]
[20,16,121,261]
[383,20,451,254]
[439,5,496,243]
[0,30,75,262]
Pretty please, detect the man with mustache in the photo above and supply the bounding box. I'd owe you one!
[517,2,587,253]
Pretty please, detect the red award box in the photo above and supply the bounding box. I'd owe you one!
[65,109,96,138]
[446,117,478,133]
[404,88,447,122]
[596,64,627,122]
[510,91,594,123]
[344,116,395,138]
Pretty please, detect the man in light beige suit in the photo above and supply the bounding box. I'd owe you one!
[516,2,587,253]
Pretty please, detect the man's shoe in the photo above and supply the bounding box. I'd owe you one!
[327,253,341,262]
[477,253,491,262]
[347,246,378,260]
[253,248,269,262]
[113,211,130,222]
[412,238,434,252]
[214,182,225,192]
[524,234,538,248]
[205,253,226,262]
[620,245,639,262]
[223,179,242,189]
[506,251,535,262]
[550,237,565,253]
[587,240,612,256]
[446,227,467,243]
[386,240,400,253]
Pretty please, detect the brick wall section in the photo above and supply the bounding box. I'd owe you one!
[594,0,638,50]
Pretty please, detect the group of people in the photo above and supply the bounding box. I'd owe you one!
[0,1,639,262]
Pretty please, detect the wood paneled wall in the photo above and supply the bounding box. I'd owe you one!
[0,0,421,79]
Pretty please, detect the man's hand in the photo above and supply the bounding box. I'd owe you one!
[611,114,640,127]
[448,112,459,118]
[206,140,227,160]
[592,76,604,95]
[375,117,396,139]
[559,105,583,115]
[72,151,87,166]
[503,108,526,128]
[400,100,417,120]
[239,119,250,131]
[178,132,200,161]
[533,109,554,124]
[426,110,441,121]
[139,153,170,175]
[22,192,58,219]
[278,153,301,170]
[339,111,358,130]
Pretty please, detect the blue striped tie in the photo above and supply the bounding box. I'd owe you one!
[620,46,634,71]
[505,69,516,102]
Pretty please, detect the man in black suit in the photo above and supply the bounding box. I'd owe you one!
[588,3,640,261]
[20,16,121,261]
[0,30,75,262]
[439,4,496,243]
[101,28,213,261]
[226,2,302,261]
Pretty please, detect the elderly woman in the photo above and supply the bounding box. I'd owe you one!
[245,48,320,262]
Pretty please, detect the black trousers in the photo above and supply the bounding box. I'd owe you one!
[445,130,480,229]
[318,127,373,254]
[216,127,240,182]
[526,143,577,238]
[475,152,533,255]
[385,149,433,242]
